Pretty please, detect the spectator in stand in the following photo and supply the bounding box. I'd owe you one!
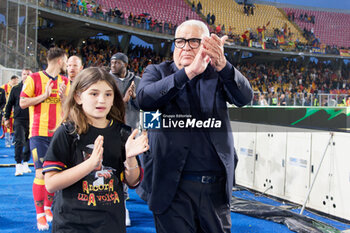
[228,26,234,38]
[145,16,151,30]
[164,21,169,34]
[346,96,350,106]
[115,7,123,24]
[311,15,315,24]
[244,5,248,16]
[216,24,222,34]
[158,21,163,33]
[211,13,215,25]
[206,12,211,24]
[4,68,32,176]
[128,12,133,26]
[259,94,268,106]
[279,93,286,106]
[304,94,311,106]
[197,1,202,13]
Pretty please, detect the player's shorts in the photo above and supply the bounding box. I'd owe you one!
[30,136,52,169]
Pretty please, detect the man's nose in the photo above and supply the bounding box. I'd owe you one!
[182,41,192,51]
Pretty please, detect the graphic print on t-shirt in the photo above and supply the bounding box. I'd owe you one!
[79,144,120,206]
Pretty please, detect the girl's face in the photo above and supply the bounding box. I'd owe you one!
[75,80,114,127]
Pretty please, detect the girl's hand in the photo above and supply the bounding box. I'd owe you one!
[125,129,149,158]
[89,135,104,170]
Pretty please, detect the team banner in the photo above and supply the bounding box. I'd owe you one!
[339,49,350,57]
[311,47,326,54]
[277,35,285,44]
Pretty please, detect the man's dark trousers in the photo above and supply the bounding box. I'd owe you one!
[14,120,30,164]
[153,177,231,233]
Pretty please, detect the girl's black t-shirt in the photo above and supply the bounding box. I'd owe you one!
[44,120,127,233]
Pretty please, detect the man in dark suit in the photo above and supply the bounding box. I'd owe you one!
[4,69,32,176]
[136,19,253,233]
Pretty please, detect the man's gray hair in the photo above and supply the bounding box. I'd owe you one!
[175,20,210,38]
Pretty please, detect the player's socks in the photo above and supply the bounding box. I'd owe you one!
[33,178,47,230]
[44,188,54,222]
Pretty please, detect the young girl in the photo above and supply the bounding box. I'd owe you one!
[43,67,149,232]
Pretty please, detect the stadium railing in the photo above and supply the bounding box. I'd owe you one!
[249,91,349,107]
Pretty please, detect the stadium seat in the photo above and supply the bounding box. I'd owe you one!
[283,8,350,48]
[192,0,306,43]
[96,0,205,26]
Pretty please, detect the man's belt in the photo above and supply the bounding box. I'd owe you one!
[181,174,224,184]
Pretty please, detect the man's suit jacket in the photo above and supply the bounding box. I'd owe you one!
[136,61,253,214]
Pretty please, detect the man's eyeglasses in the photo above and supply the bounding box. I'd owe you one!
[174,38,202,49]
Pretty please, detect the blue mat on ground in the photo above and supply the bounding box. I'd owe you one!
[0,165,295,233]
[0,134,33,166]
[0,134,349,232]
[3,164,348,233]
[233,190,350,232]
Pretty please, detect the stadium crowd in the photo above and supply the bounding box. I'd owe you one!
[39,0,349,55]
[36,36,350,107]
[40,0,178,34]
[27,0,350,108]
[238,59,350,106]
[38,38,167,76]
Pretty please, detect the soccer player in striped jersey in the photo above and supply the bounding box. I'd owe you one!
[20,47,70,231]
[1,75,19,98]
[0,75,19,140]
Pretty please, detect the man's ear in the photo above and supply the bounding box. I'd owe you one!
[57,57,63,66]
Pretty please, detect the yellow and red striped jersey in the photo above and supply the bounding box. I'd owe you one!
[1,82,14,123]
[1,83,13,99]
[20,71,70,138]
